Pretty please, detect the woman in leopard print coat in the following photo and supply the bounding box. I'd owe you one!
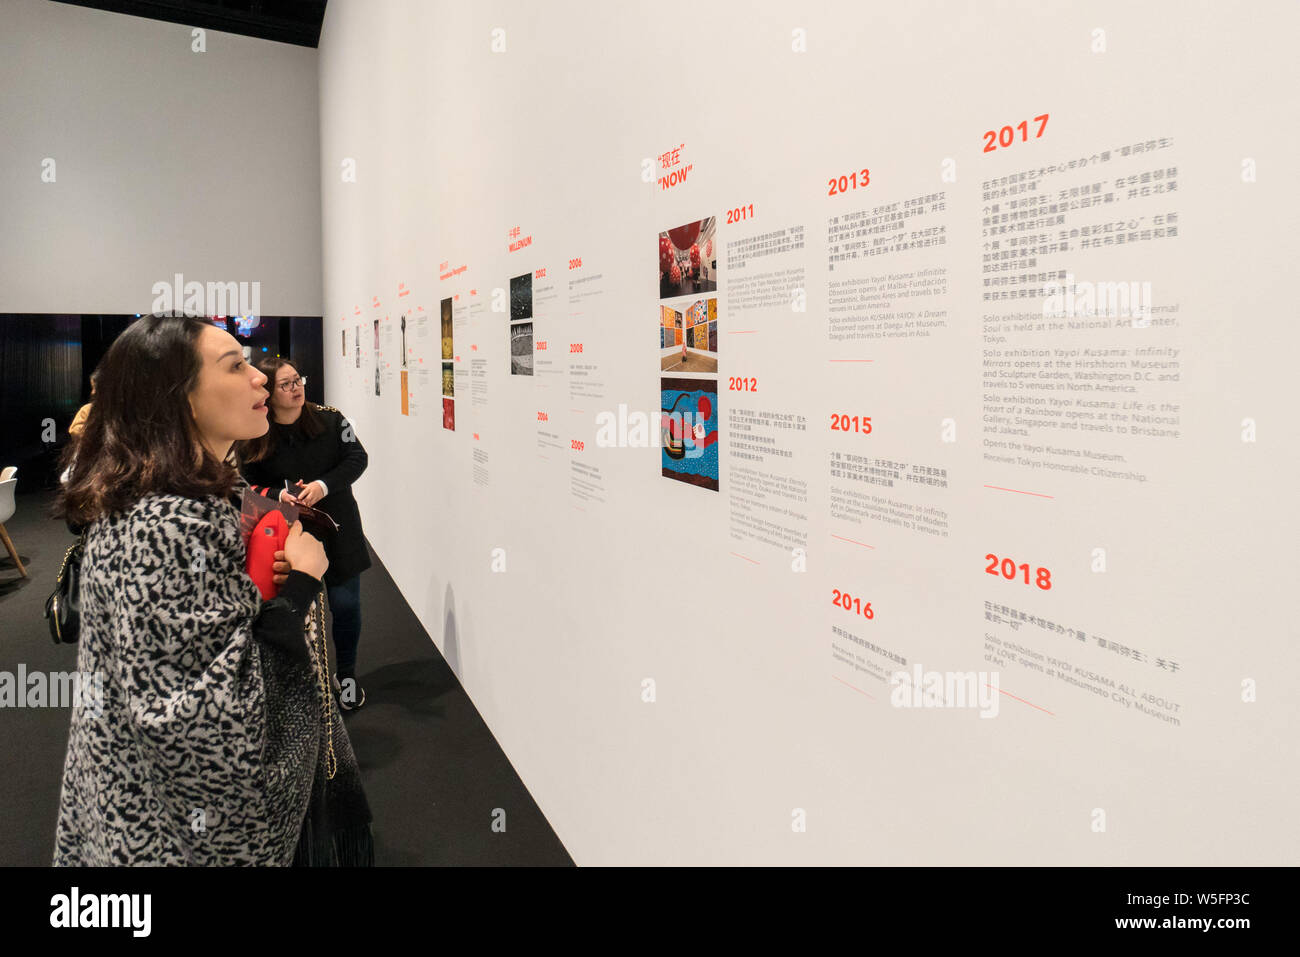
[52,314,373,866]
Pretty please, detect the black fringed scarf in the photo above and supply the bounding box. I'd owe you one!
[290,694,375,867]
[235,478,375,867]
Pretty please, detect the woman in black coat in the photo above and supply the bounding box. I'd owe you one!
[237,357,373,710]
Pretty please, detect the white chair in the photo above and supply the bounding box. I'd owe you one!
[0,477,27,578]
[0,466,15,481]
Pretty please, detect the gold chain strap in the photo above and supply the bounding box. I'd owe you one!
[51,539,84,643]
[312,588,337,781]
[55,540,80,584]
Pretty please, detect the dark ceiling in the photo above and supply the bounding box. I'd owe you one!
[52,0,328,47]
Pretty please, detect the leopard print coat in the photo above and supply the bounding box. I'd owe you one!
[52,478,364,865]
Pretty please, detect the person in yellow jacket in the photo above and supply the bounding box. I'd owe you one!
[68,371,98,437]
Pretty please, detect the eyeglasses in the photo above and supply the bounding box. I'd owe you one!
[276,376,307,392]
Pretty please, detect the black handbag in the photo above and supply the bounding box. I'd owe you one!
[44,537,84,644]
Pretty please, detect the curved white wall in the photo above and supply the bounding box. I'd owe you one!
[318,0,1299,864]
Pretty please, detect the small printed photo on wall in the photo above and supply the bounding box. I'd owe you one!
[510,321,534,376]
[661,376,719,492]
[510,272,532,321]
[441,297,454,359]
[659,297,718,374]
[659,217,717,299]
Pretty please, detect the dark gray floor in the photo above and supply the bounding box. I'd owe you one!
[0,488,572,867]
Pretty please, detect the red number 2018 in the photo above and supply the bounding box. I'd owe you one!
[985,553,1052,590]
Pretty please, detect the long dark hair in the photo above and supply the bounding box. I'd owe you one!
[235,357,324,465]
[55,314,240,526]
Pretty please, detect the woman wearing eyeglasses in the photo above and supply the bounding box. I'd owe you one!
[235,359,373,711]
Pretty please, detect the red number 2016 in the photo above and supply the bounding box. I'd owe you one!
[832,589,874,619]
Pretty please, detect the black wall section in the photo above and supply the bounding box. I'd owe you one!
[0,316,82,491]
[290,317,324,405]
[79,316,134,403]
[51,0,328,48]
[0,316,324,491]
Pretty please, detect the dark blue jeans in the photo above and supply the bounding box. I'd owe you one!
[326,575,362,678]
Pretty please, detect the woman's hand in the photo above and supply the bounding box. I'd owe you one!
[281,520,328,581]
[278,488,299,505]
[295,480,325,507]
[271,551,292,586]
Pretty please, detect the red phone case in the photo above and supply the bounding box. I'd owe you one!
[247,509,289,601]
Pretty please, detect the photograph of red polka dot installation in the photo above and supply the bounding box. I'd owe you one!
[659,217,716,299]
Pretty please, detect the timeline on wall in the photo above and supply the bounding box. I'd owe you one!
[336,114,1233,737]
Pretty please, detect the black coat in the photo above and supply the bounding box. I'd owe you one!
[238,405,373,587]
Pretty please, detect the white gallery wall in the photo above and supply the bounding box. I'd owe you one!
[0,0,322,315]
[318,0,1300,864]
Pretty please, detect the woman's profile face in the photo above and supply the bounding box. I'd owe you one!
[269,362,305,416]
[188,325,270,450]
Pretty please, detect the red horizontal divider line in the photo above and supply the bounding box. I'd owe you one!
[983,484,1054,499]
[989,684,1054,716]
[832,675,876,700]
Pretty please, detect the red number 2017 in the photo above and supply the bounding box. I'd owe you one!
[983,114,1049,153]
